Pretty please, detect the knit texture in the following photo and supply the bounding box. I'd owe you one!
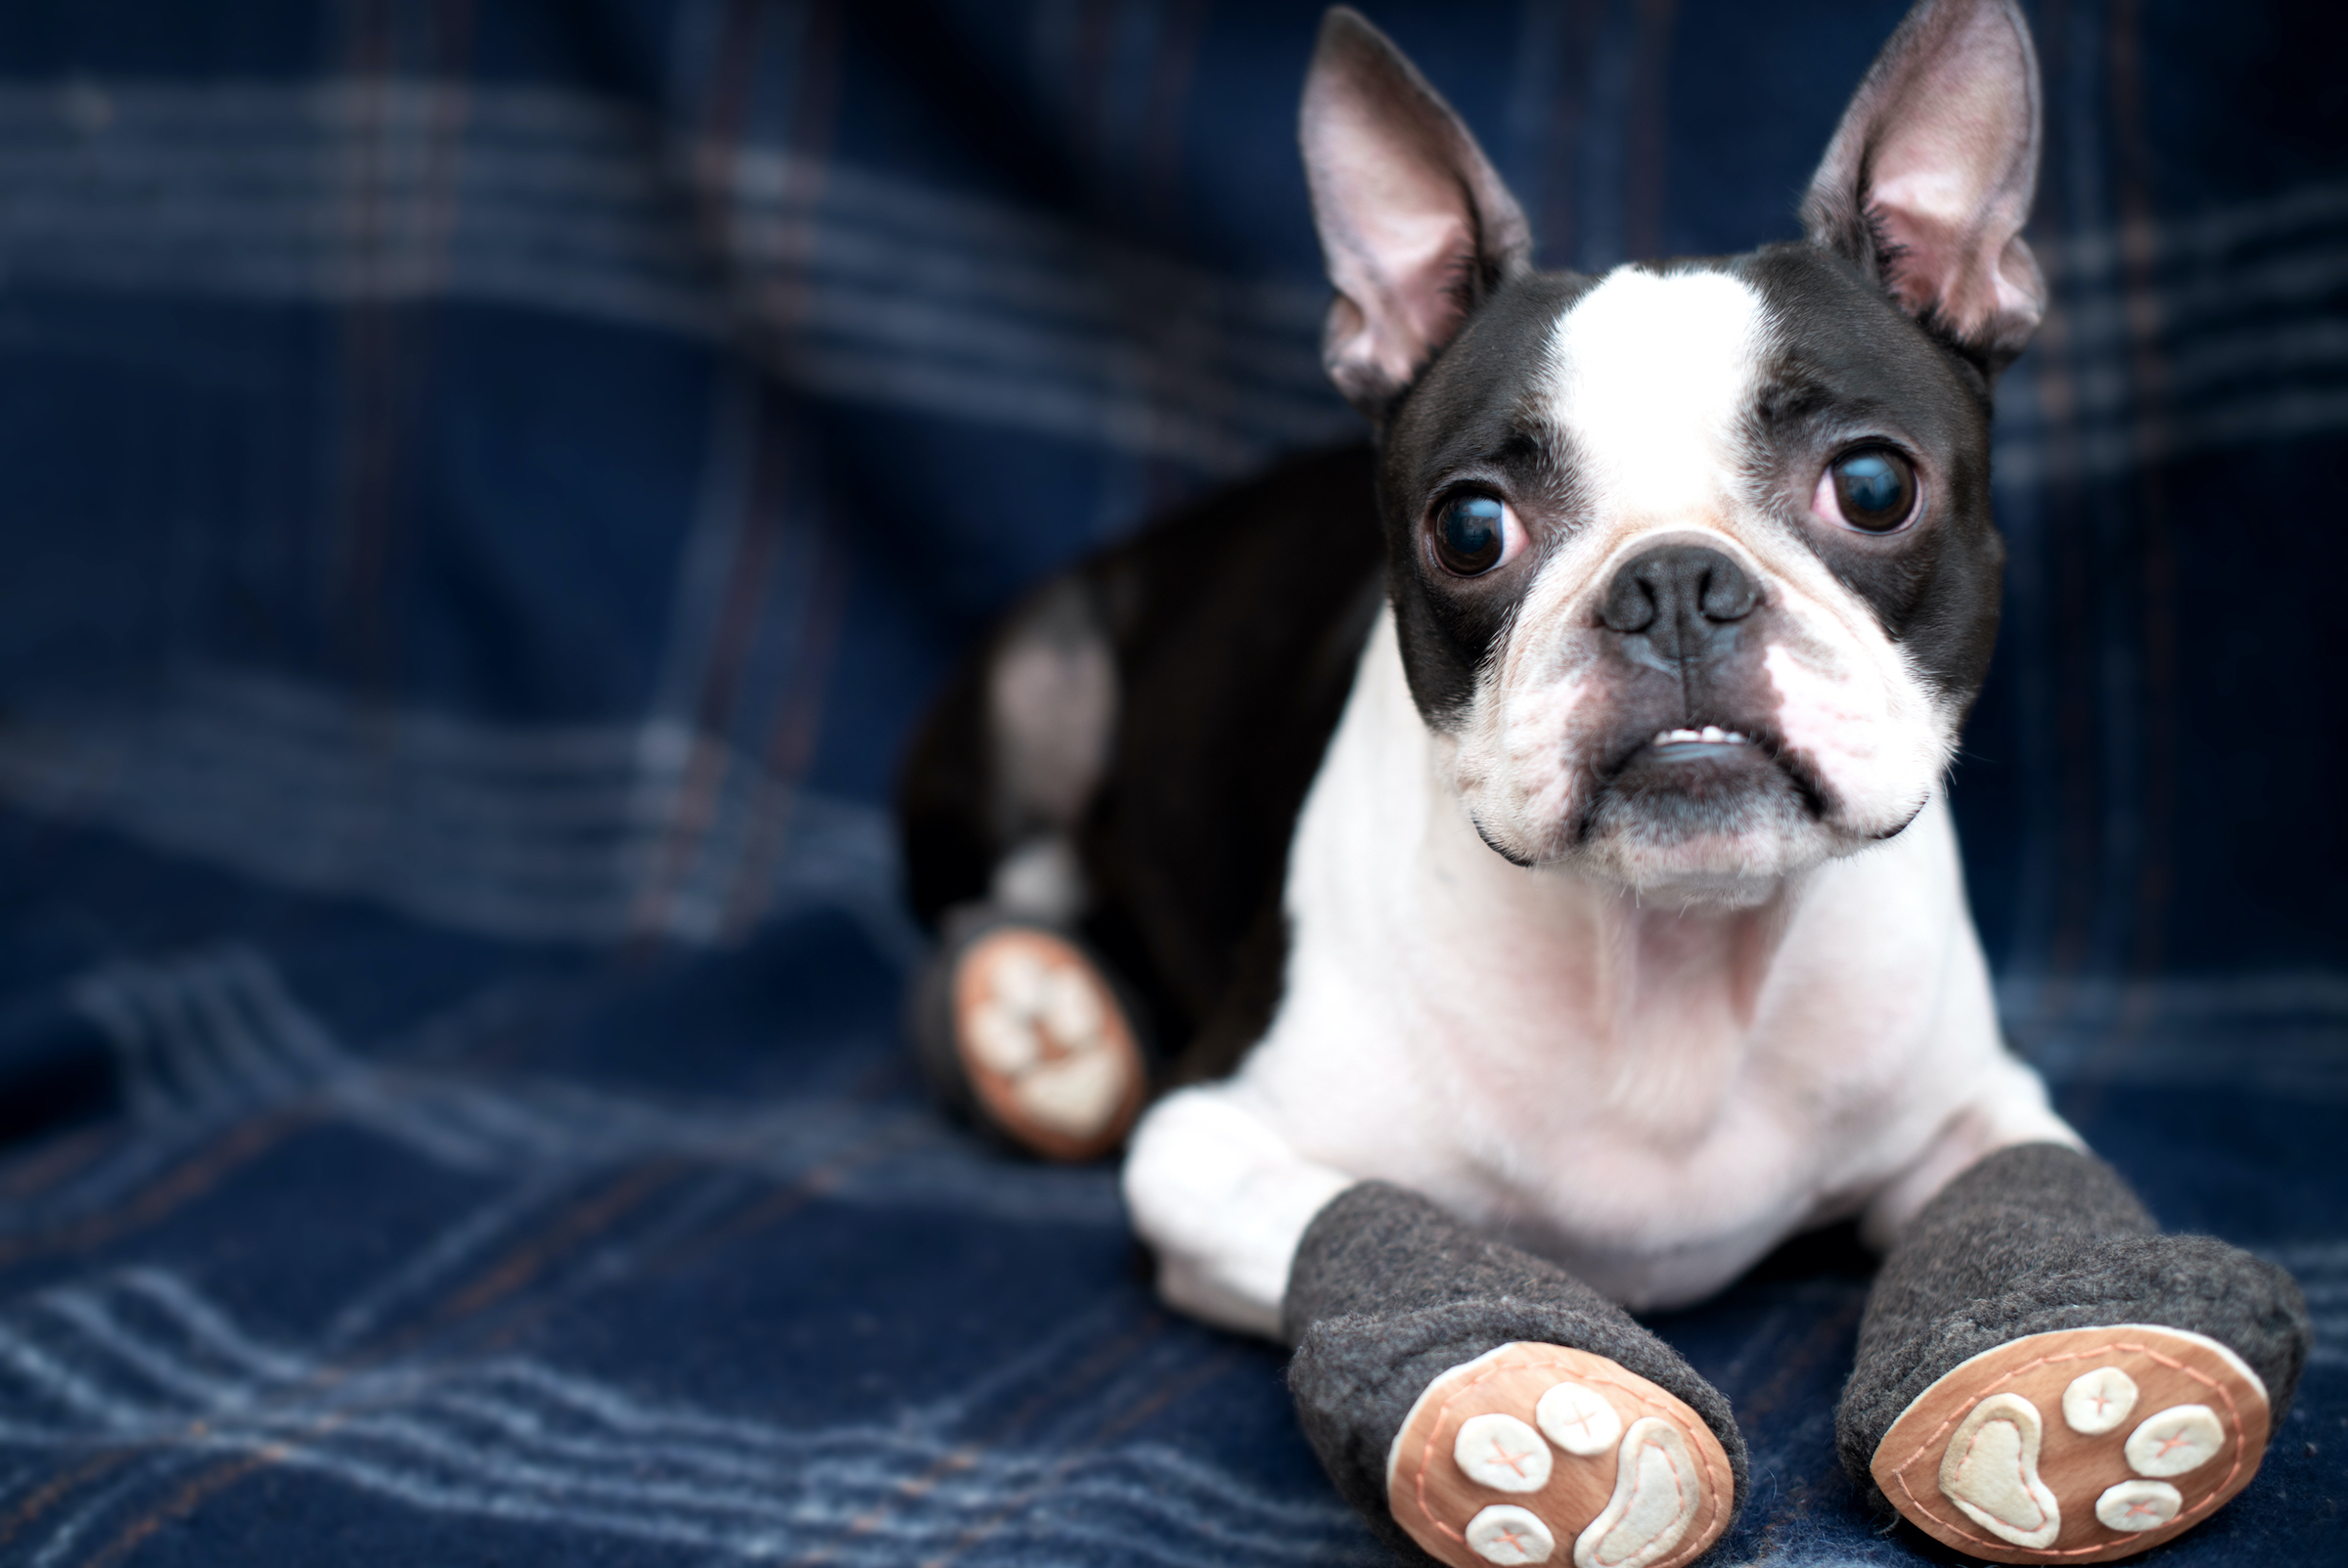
[1284,1182,1749,1562]
[1836,1142,2313,1508]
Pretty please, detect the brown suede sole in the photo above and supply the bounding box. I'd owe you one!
[1872,1323,2271,1563]
[1386,1341,1734,1568]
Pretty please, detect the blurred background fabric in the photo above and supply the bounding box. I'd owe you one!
[0,2,2338,1562]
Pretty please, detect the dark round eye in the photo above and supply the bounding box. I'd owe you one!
[1824,448,1918,531]
[1433,494,1509,575]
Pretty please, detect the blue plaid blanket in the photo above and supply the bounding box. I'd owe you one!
[0,2,2339,1563]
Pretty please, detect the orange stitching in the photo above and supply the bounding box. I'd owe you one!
[1405,1347,1727,1557]
[1886,1335,2255,1556]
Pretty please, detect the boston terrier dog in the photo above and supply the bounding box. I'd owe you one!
[896,3,2312,1563]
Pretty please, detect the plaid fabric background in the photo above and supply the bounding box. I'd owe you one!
[0,2,2338,1563]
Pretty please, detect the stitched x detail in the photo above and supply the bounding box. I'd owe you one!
[1486,1440,1534,1477]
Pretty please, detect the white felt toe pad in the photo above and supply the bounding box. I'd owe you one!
[2095,1479,2184,1532]
[1467,1504,1557,1564]
[1454,1413,1552,1494]
[1535,1380,1623,1456]
[2060,1366,2140,1436]
[2124,1405,2224,1478]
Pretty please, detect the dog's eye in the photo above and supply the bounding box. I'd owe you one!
[1430,494,1517,575]
[1816,449,1919,532]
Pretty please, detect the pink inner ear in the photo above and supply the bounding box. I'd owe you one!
[1870,168,2040,352]
[1299,11,1530,411]
[1872,172,1999,336]
[1854,4,2042,353]
[1309,91,1485,398]
[1322,172,1476,389]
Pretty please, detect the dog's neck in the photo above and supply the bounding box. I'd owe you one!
[1415,776,1799,1050]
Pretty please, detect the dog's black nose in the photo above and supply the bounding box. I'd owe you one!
[1599,544,1759,662]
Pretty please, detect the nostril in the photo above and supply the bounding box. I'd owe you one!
[1601,572,1658,634]
[1697,561,1758,622]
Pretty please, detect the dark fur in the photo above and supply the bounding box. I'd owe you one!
[897,445,1383,1065]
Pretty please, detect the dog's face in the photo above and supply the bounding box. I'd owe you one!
[1385,251,2005,890]
[1302,0,2044,898]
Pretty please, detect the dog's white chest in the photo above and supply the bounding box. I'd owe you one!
[1223,613,2058,1309]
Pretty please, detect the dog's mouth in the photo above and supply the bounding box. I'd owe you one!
[1644,725,1755,762]
[1611,722,1784,781]
[1569,720,1831,847]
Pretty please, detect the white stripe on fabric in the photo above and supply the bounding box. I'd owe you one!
[56,946,1125,1231]
[1992,184,2348,488]
[8,84,2341,477]
[0,82,1354,471]
[0,1273,1381,1565]
[0,666,918,952]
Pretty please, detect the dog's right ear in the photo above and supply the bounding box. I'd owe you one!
[1301,8,1532,420]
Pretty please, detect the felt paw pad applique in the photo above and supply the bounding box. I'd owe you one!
[1386,1343,1733,1568]
[948,926,1144,1161]
[1872,1324,2272,1564]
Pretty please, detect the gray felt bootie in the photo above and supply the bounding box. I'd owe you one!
[1285,1183,1747,1568]
[1840,1142,2311,1563]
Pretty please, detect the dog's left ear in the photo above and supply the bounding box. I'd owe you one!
[1301,8,1533,419]
[1802,0,2044,373]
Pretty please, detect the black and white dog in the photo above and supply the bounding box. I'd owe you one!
[898,3,2310,1564]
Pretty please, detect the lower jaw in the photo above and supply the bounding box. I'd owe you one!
[1536,792,1845,897]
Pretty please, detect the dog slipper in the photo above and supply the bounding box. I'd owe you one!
[933,919,1146,1161]
[1385,1342,1735,1568]
[1870,1323,2271,1563]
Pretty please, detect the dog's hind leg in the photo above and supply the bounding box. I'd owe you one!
[1844,1143,2310,1563]
[900,579,1148,1161]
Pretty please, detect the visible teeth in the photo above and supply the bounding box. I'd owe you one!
[1652,727,1751,747]
[1699,726,1725,742]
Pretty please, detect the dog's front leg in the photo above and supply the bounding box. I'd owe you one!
[1843,1144,2311,1561]
[1128,1090,1744,1568]
[1122,1084,1357,1338]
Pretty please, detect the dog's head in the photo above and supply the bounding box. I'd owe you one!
[1303,0,2041,900]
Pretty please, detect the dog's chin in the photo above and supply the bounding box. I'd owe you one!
[1536,745,1854,905]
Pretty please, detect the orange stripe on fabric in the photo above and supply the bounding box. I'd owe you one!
[78,1445,294,1568]
[0,1452,133,1555]
[0,1110,314,1270]
[0,1123,126,1203]
[435,1158,694,1322]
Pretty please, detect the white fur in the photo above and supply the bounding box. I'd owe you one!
[1541,269,1766,523]
[1122,609,2077,1335]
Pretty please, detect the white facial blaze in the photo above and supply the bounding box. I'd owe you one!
[1542,268,1772,521]
[1449,265,1959,889]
